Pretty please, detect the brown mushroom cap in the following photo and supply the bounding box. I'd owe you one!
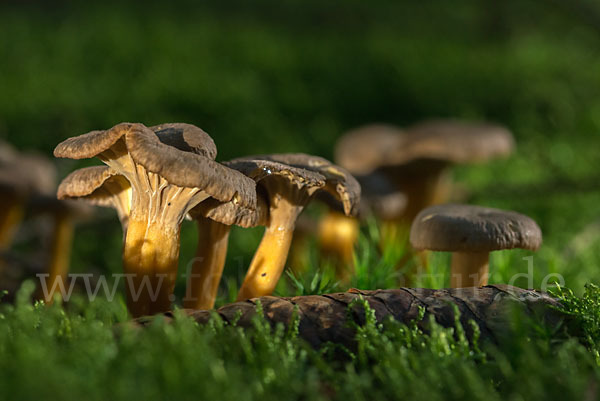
[57,166,129,207]
[400,119,515,165]
[54,122,256,210]
[335,120,514,176]
[190,191,269,228]
[410,204,542,253]
[150,123,217,159]
[0,152,56,196]
[334,124,405,176]
[227,153,361,216]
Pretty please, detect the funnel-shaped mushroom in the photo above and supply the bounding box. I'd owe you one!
[184,194,269,309]
[336,120,514,223]
[229,154,360,301]
[57,166,132,232]
[54,123,256,316]
[410,204,542,288]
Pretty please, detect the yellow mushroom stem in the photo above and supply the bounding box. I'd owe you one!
[0,194,24,276]
[123,216,183,317]
[0,194,24,250]
[318,211,359,281]
[237,196,301,301]
[100,143,210,317]
[400,167,452,224]
[43,211,75,304]
[450,251,489,288]
[184,219,231,310]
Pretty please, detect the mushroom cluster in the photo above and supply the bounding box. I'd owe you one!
[312,120,518,273]
[54,124,359,316]
[0,141,88,303]
[46,116,543,316]
[326,119,541,288]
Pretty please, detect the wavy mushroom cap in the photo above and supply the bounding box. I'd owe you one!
[54,122,256,210]
[57,166,129,205]
[335,120,514,178]
[401,119,515,165]
[334,124,405,176]
[228,153,361,216]
[190,191,269,228]
[150,123,217,159]
[410,204,542,253]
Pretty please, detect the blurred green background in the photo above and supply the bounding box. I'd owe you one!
[1,0,599,300]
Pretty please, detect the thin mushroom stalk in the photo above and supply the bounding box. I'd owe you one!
[0,194,24,250]
[43,211,75,303]
[184,218,231,310]
[450,251,489,288]
[237,180,311,301]
[394,161,451,224]
[0,195,24,276]
[185,196,267,310]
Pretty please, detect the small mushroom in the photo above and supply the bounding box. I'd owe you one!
[54,123,256,316]
[228,154,360,301]
[57,166,132,233]
[410,204,542,288]
[184,194,269,310]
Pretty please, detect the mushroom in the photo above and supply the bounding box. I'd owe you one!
[410,204,542,288]
[335,120,514,224]
[54,122,256,316]
[228,154,360,301]
[184,194,269,310]
[57,166,132,233]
